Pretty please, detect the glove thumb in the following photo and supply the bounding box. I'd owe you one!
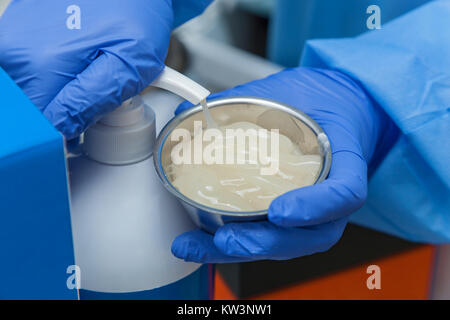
[268,151,368,227]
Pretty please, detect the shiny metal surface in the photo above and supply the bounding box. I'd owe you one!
[154,97,332,233]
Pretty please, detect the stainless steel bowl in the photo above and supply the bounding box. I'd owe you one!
[154,97,332,233]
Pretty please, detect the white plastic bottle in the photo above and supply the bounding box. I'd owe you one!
[68,67,212,299]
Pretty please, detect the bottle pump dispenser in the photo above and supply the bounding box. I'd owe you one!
[68,67,211,299]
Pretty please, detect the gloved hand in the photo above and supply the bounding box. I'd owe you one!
[0,0,174,139]
[172,67,397,263]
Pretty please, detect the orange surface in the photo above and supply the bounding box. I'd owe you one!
[214,245,436,300]
[214,271,236,300]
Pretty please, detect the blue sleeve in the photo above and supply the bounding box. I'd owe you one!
[301,0,450,243]
[172,0,214,28]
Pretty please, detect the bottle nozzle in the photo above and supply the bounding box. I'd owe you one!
[150,66,210,105]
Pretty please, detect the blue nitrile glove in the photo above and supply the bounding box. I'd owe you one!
[172,67,398,263]
[0,0,181,139]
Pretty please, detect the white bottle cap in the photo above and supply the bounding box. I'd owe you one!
[83,96,156,165]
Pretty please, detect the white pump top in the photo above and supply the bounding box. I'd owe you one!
[83,96,156,165]
[83,66,210,165]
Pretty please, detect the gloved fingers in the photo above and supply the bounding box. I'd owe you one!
[171,229,252,263]
[172,219,347,263]
[268,150,367,227]
[43,51,163,139]
[214,219,347,260]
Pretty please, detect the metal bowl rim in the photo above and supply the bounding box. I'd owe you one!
[153,96,332,218]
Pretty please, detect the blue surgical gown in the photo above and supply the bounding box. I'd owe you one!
[279,0,450,243]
